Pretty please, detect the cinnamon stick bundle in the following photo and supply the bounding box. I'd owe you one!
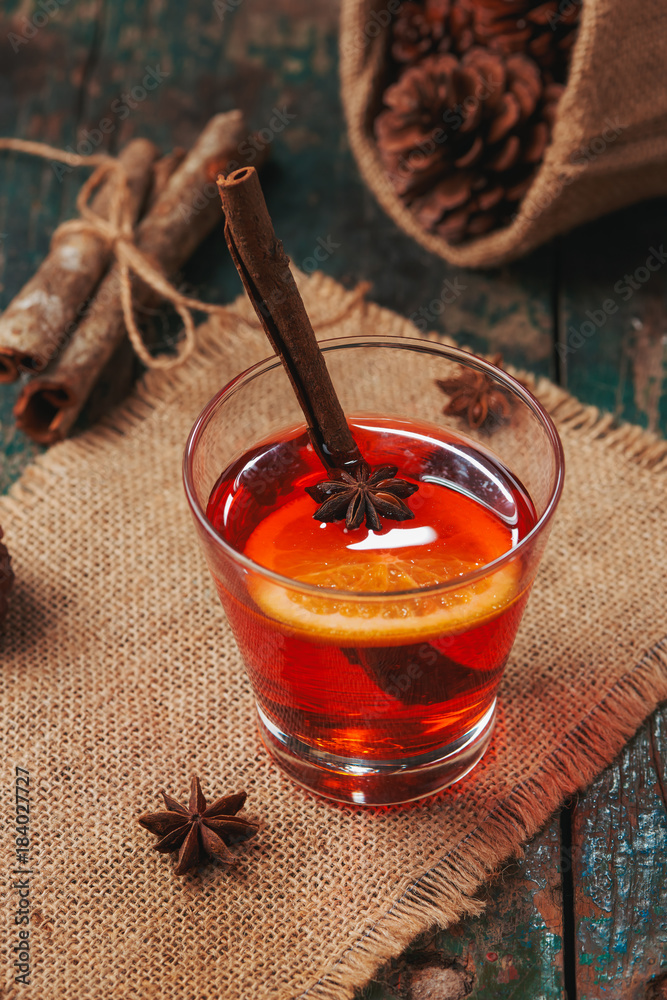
[0,138,159,382]
[15,111,259,444]
[145,148,186,212]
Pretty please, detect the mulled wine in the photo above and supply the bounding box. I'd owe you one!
[206,416,537,797]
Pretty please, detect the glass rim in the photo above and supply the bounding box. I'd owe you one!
[183,336,565,599]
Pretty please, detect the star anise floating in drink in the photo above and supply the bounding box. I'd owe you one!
[437,355,514,431]
[138,776,258,876]
[306,463,419,531]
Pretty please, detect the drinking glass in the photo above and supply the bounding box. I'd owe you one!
[183,337,564,805]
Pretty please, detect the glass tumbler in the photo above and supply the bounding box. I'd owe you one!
[183,337,564,805]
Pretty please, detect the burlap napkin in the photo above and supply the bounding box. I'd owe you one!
[1,271,666,1000]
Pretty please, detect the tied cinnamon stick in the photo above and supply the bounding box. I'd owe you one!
[217,167,362,473]
[75,149,191,423]
[0,138,160,382]
[145,148,187,212]
[14,112,261,445]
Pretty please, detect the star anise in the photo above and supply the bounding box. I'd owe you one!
[306,463,419,531]
[138,776,258,876]
[437,355,513,431]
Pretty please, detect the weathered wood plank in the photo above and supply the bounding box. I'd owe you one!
[217,1,556,378]
[572,705,667,1000]
[78,0,556,376]
[0,383,38,495]
[558,199,667,435]
[1,0,555,489]
[1,2,103,490]
[360,820,565,999]
[0,1,103,292]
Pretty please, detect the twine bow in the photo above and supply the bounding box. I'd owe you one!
[0,138,371,369]
[0,138,231,370]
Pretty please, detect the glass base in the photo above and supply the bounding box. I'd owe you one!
[256,700,497,806]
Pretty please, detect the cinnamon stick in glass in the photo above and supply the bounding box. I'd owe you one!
[217,166,362,473]
[15,111,259,445]
[0,138,160,382]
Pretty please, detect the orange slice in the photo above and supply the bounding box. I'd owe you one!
[244,494,522,646]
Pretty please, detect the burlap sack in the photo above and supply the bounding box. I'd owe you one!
[1,270,666,1000]
[340,0,667,267]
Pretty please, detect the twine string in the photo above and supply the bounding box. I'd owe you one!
[0,138,371,369]
[0,137,233,370]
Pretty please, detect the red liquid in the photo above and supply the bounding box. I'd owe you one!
[207,417,537,765]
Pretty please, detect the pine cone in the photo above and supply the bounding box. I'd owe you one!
[0,527,13,624]
[392,0,474,64]
[375,49,563,243]
[472,0,580,81]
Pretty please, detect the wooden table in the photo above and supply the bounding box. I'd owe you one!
[1,2,666,997]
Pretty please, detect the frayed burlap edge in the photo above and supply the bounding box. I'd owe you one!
[298,642,667,999]
[340,0,667,268]
[295,331,667,999]
[2,280,667,1000]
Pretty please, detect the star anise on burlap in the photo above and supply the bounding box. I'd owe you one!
[437,355,513,430]
[306,463,419,531]
[138,777,259,876]
[472,0,580,81]
[392,0,475,64]
[0,527,14,625]
[375,47,563,243]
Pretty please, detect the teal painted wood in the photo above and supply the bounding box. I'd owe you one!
[214,1,556,379]
[0,382,39,494]
[360,822,564,999]
[0,0,555,494]
[0,1,101,299]
[0,1,101,492]
[572,706,667,1000]
[558,200,667,436]
[0,0,556,476]
[0,0,556,378]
